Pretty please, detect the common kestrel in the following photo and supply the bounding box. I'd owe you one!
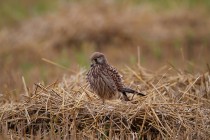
[86,52,145,103]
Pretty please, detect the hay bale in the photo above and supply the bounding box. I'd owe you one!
[0,67,210,139]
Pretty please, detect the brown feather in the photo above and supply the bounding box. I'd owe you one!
[86,52,145,102]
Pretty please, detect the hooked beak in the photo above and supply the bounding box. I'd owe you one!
[91,59,97,67]
[90,62,95,67]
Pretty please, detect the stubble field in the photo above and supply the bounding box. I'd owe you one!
[0,0,210,139]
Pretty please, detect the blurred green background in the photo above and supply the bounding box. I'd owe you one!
[0,0,210,94]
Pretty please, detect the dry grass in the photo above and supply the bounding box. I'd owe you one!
[0,2,210,138]
[1,2,210,50]
[1,2,210,92]
[0,66,209,139]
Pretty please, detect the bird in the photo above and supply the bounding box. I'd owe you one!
[86,52,145,103]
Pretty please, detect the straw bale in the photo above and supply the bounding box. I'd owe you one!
[0,67,210,139]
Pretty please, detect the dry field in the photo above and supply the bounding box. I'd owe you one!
[0,66,210,139]
[0,1,210,139]
[1,1,210,91]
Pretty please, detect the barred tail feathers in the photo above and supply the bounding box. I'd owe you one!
[119,87,145,96]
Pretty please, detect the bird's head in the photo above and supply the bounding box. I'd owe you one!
[90,52,108,67]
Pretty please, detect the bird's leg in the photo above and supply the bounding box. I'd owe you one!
[122,92,130,101]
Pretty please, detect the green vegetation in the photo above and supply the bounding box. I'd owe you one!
[56,48,71,68]
[1,0,210,28]
[129,0,210,9]
[0,0,58,27]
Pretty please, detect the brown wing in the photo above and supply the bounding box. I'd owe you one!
[105,65,124,90]
[100,70,118,91]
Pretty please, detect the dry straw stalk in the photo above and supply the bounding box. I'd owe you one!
[0,66,210,139]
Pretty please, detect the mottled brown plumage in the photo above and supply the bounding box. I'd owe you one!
[86,52,145,102]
